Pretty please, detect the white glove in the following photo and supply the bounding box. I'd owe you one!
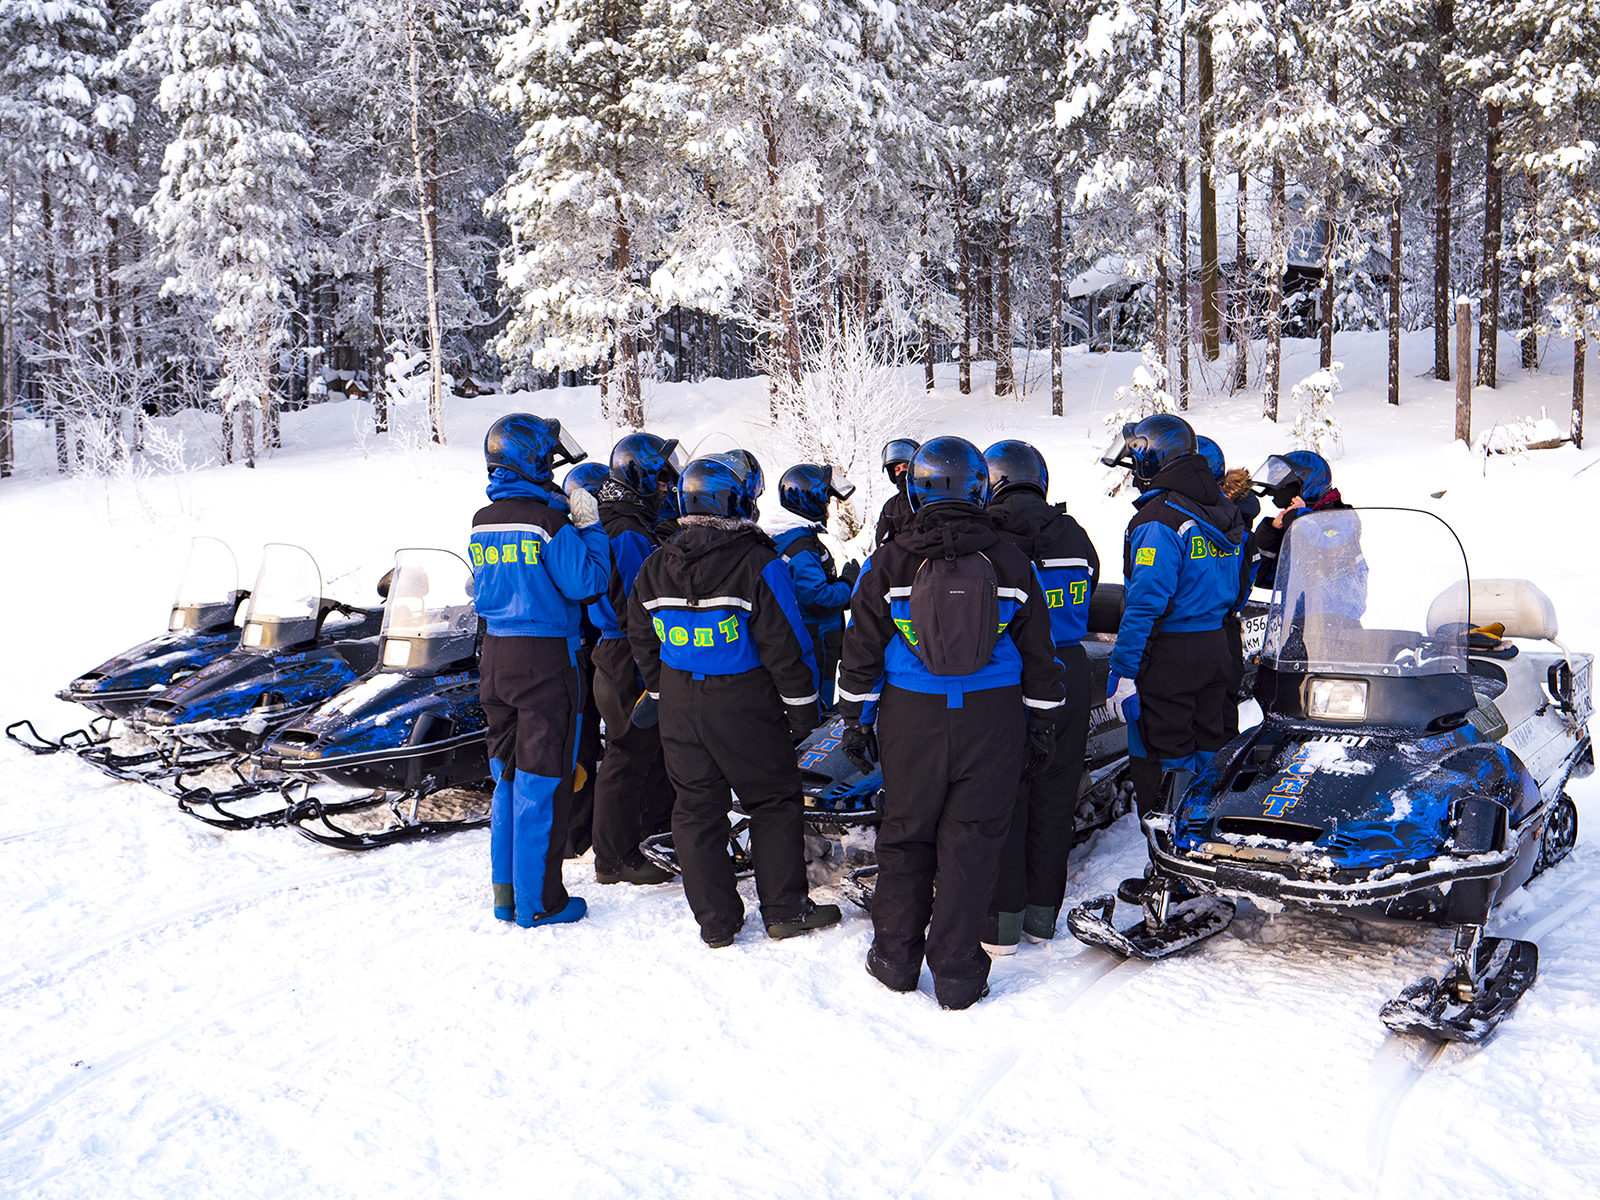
[568,487,601,529]
[1106,675,1137,722]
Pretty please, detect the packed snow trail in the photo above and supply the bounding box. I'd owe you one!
[5,334,1600,1196]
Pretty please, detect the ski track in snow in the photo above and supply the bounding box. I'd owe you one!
[4,335,1600,1196]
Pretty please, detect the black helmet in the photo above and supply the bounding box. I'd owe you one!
[882,438,921,481]
[1196,435,1226,481]
[982,439,1048,500]
[678,452,761,520]
[907,436,990,512]
[609,432,684,497]
[725,449,765,500]
[1099,413,1196,488]
[484,413,586,485]
[778,463,857,524]
[562,462,610,496]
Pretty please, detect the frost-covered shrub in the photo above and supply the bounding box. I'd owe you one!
[1475,410,1566,456]
[1290,362,1344,458]
[1104,343,1176,436]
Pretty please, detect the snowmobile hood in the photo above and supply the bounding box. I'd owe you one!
[891,502,1000,558]
[1171,721,1541,873]
[135,640,376,735]
[987,492,1074,559]
[656,523,777,595]
[60,629,242,714]
[1135,455,1245,545]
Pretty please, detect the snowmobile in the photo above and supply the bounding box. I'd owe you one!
[254,549,494,849]
[6,537,251,780]
[124,544,384,808]
[638,584,1146,895]
[1067,507,1590,1043]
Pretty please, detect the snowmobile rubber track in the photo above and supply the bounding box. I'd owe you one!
[286,792,490,851]
[1065,893,1236,960]
[1379,936,1539,1044]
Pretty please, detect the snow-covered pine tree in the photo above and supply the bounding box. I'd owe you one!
[492,0,660,425]
[1289,358,1343,455]
[131,0,313,467]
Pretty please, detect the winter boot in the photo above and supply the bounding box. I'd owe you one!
[866,947,920,993]
[982,911,1023,958]
[701,915,745,949]
[934,975,991,1011]
[517,896,587,929]
[596,853,676,886]
[1021,904,1058,944]
[765,898,842,940]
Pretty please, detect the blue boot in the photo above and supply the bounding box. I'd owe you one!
[517,896,587,929]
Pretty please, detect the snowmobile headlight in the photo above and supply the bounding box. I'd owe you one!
[169,609,188,632]
[1308,677,1368,721]
[242,622,265,648]
[382,639,414,669]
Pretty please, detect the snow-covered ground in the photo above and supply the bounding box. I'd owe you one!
[4,331,1600,1197]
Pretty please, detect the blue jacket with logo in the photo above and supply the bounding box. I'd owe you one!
[1111,454,1248,679]
[772,525,852,633]
[836,503,1066,723]
[626,520,819,716]
[469,473,612,641]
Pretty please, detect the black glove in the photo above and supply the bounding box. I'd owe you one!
[840,559,862,587]
[787,700,820,743]
[1023,710,1061,779]
[841,720,879,776]
[631,691,659,729]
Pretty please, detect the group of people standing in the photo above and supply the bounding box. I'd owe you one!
[464,410,1343,1009]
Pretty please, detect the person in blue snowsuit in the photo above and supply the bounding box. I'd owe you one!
[470,414,611,928]
[770,463,861,710]
[1100,415,1247,821]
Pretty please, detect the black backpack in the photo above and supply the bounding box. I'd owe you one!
[904,551,1001,675]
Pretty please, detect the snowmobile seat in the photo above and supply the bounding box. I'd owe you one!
[1427,579,1559,643]
[1087,583,1125,636]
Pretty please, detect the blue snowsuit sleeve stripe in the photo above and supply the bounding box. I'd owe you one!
[760,558,820,696]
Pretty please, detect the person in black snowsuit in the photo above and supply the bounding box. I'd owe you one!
[627,453,842,948]
[1251,450,1349,590]
[771,463,861,710]
[1102,416,1247,822]
[588,433,683,886]
[874,437,920,546]
[838,437,1066,1010]
[979,440,1100,954]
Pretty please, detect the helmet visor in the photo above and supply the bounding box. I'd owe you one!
[664,441,688,478]
[552,421,588,467]
[1100,423,1138,470]
[1252,455,1303,501]
[882,438,919,468]
[829,469,857,502]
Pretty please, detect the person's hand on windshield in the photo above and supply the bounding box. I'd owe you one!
[1273,495,1307,528]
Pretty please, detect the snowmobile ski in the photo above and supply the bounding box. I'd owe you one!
[841,864,877,913]
[1065,892,1235,960]
[286,784,491,851]
[639,819,754,879]
[1379,929,1539,1044]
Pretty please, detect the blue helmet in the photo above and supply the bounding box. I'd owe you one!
[678,452,760,520]
[1252,450,1333,506]
[907,436,990,512]
[1100,414,1197,488]
[484,413,586,485]
[1196,436,1226,481]
[609,432,684,498]
[982,439,1048,500]
[778,463,857,523]
[562,462,610,496]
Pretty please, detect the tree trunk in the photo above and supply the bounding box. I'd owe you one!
[856,244,869,327]
[1522,169,1539,370]
[816,205,834,339]
[1433,0,1454,382]
[1266,157,1285,421]
[1051,164,1064,417]
[921,205,935,393]
[709,313,721,378]
[1233,168,1249,392]
[1198,25,1220,361]
[1478,103,1502,387]
[1575,331,1586,450]
[407,0,447,444]
[1177,25,1191,410]
[977,245,993,363]
[996,205,1014,396]
[1319,60,1338,370]
[761,107,801,407]
[1389,159,1402,406]
[373,261,388,432]
[953,165,972,394]
[1455,295,1472,443]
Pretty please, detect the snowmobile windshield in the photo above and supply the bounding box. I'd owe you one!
[379,549,477,671]
[169,537,241,632]
[1262,508,1469,685]
[240,544,324,650]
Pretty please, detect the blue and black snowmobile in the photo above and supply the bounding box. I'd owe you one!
[6,537,251,780]
[263,549,493,849]
[1068,507,1590,1043]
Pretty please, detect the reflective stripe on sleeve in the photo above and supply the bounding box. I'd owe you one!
[836,687,881,703]
[780,692,820,706]
[997,586,1029,603]
[1039,557,1091,571]
[1023,696,1064,709]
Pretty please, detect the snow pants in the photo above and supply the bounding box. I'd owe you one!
[804,620,844,710]
[874,683,1026,1006]
[1130,628,1231,815]
[589,637,676,873]
[566,639,602,858]
[480,635,581,926]
[991,644,1090,920]
[1222,614,1245,741]
[658,666,809,937]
